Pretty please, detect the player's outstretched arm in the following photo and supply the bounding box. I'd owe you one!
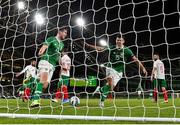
[38,45,48,56]
[15,66,28,77]
[15,73,21,77]
[85,42,105,52]
[132,56,147,76]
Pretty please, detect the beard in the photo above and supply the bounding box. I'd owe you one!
[154,58,157,61]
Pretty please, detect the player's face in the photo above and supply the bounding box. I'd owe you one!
[58,29,68,40]
[116,37,125,46]
[31,61,36,66]
[153,55,159,61]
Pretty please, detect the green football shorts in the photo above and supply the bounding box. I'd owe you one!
[153,79,167,88]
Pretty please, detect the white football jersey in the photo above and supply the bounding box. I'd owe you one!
[59,54,71,76]
[20,65,37,78]
[153,59,165,79]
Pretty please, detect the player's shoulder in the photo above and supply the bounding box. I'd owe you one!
[154,59,162,64]
[46,36,56,42]
[26,65,32,69]
[108,45,116,50]
[44,36,59,46]
[157,59,163,64]
[124,46,131,50]
[123,46,133,53]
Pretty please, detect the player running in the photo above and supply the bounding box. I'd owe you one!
[30,27,68,107]
[86,34,147,107]
[51,52,71,104]
[151,53,168,103]
[16,60,37,102]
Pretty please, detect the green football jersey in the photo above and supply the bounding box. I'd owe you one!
[41,36,64,66]
[107,45,134,72]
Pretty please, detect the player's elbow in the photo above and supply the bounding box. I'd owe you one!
[132,56,139,64]
[38,49,44,56]
[38,52,42,56]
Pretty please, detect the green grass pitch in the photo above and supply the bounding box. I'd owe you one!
[0,98,180,124]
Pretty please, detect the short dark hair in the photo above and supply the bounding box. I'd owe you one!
[31,59,36,62]
[116,34,126,40]
[153,53,159,56]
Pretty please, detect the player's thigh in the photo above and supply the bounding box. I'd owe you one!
[105,67,113,83]
[38,60,54,83]
[106,67,122,86]
[112,72,122,87]
[47,69,54,83]
[39,72,48,83]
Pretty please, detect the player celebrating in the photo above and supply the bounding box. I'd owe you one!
[151,53,168,103]
[30,27,68,107]
[86,34,147,107]
[16,60,37,102]
[52,52,71,104]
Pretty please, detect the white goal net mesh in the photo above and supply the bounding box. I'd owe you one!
[0,0,180,122]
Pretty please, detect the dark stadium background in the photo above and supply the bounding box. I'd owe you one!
[0,0,179,96]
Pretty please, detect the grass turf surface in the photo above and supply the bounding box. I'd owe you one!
[0,98,180,124]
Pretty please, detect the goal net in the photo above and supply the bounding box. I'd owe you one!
[0,0,180,122]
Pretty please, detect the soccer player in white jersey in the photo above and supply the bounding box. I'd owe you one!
[16,60,37,101]
[52,52,71,103]
[151,53,168,103]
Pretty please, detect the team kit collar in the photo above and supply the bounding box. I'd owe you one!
[116,45,124,49]
[55,35,61,42]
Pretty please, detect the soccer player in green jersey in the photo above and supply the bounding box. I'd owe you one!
[30,27,68,107]
[86,34,147,107]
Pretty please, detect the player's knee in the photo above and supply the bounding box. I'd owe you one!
[106,77,112,84]
[43,82,49,89]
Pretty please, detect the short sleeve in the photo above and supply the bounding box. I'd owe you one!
[153,61,157,68]
[126,48,134,58]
